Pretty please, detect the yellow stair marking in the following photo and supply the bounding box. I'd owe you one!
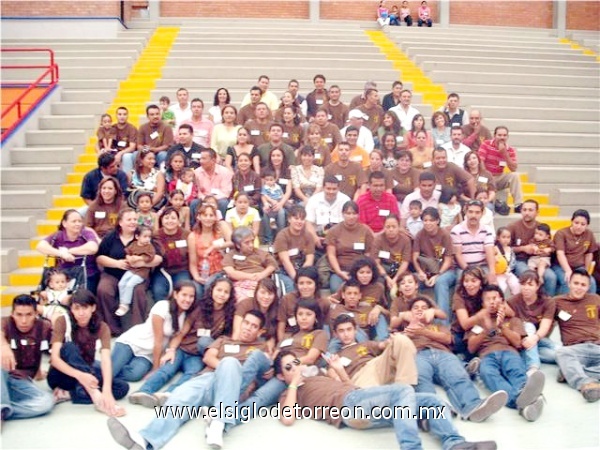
[3,27,180,307]
[559,38,599,59]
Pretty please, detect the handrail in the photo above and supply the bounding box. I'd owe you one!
[1,48,59,142]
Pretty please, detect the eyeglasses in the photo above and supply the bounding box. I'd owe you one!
[284,358,301,372]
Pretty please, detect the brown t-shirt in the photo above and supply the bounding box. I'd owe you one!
[462,124,492,152]
[85,200,121,238]
[360,283,386,308]
[235,297,279,340]
[325,222,374,271]
[358,104,385,134]
[310,144,332,168]
[180,307,228,354]
[324,161,367,199]
[318,123,342,150]
[390,294,437,324]
[278,293,330,336]
[328,303,374,330]
[451,291,482,334]
[553,227,598,269]
[405,323,452,352]
[244,119,270,147]
[427,163,473,194]
[237,104,257,125]
[390,167,421,203]
[336,341,382,378]
[280,377,357,427]
[507,219,539,262]
[154,228,190,274]
[468,316,525,358]
[278,329,328,357]
[508,294,556,329]
[112,123,138,149]
[373,232,412,268]
[51,315,111,366]
[125,241,156,278]
[208,336,268,363]
[222,248,278,274]
[324,102,350,129]
[472,169,497,194]
[273,227,315,269]
[2,317,52,379]
[413,228,454,260]
[97,126,116,147]
[554,293,600,346]
[281,123,304,150]
[138,121,174,148]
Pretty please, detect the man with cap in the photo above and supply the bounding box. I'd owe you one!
[341,110,375,152]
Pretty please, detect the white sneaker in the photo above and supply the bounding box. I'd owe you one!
[205,420,224,449]
[115,305,130,317]
[154,392,170,406]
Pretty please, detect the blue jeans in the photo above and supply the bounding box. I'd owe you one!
[552,264,597,295]
[138,349,204,394]
[151,270,193,302]
[515,261,557,297]
[140,351,271,449]
[1,370,54,420]
[261,207,287,244]
[329,273,345,293]
[121,151,167,174]
[520,322,558,369]
[479,350,527,409]
[118,271,145,306]
[276,270,295,295]
[111,342,153,382]
[556,342,600,391]
[342,386,465,450]
[433,270,457,325]
[415,349,481,419]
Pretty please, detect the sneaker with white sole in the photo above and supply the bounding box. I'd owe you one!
[466,357,481,376]
[115,304,130,317]
[107,417,146,450]
[519,395,544,422]
[154,392,171,406]
[516,370,545,410]
[467,390,508,423]
[128,391,158,409]
[205,420,224,449]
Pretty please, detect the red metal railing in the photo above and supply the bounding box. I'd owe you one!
[1,48,59,142]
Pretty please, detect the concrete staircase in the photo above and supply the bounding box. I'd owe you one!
[385,25,600,234]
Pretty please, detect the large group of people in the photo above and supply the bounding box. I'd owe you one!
[2,75,599,449]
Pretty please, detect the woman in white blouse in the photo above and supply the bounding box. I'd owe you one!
[291,146,324,205]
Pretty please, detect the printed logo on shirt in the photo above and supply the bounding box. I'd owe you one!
[583,241,591,251]
[434,245,444,260]
[356,345,369,357]
[445,176,455,187]
[301,333,315,349]
[586,305,597,320]
[348,175,357,186]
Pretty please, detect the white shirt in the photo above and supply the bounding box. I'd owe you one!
[169,102,192,129]
[340,125,375,153]
[442,142,471,168]
[389,104,420,131]
[305,191,351,231]
[400,188,441,219]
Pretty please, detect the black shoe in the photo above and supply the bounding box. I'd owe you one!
[450,441,497,450]
[514,203,523,214]
[494,200,510,216]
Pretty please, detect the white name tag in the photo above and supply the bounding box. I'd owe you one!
[340,356,352,367]
[197,328,211,337]
[282,132,289,138]
[175,240,187,248]
[288,248,299,257]
[316,99,324,105]
[280,338,293,347]
[224,344,240,353]
[279,178,289,185]
[327,114,332,120]
[423,161,432,168]
[471,325,484,335]
[233,254,246,261]
[436,139,444,145]
[94,211,106,219]
[378,250,391,259]
[213,238,225,247]
[435,184,442,191]
[199,130,208,137]
[192,153,201,159]
[211,188,221,195]
[516,239,522,245]
[96,339,102,350]
[335,175,343,181]
[353,242,365,251]
[315,153,322,159]
[350,156,362,162]
[10,339,16,349]
[324,138,333,144]
[287,317,297,327]
[558,310,572,321]
[228,200,235,209]
[477,176,488,183]
[250,129,260,136]
[396,136,404,143]
[393,180,398,186]
[40,340,49,351]
[117,140,126,148]
[499,161,507,167]
[378,209,390,217]
[20,339,28,346]
[243,185,254,192]
[150,131,159,139]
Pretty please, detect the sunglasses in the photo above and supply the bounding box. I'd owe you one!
[466,200,484,208]
[284,358,301,372]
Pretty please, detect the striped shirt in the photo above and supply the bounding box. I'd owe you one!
[451,221,494,268]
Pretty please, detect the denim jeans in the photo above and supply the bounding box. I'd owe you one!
[329,273,345,293]
[276,270,295,295]
[47,342,129,404]
[479,350,527,409]
[415,348,482,418]
[118,271,145,306]
[553,264,597,295]
[138,349,204,394]
[433,270,457,325]
[342,386,465,450]
[111,342,153,382]
[261,207,287,244]
[140,351,271,449]
[1,370,54,420]
[151,270,193,302]
[556,342,600,391]
[520,322,558,369]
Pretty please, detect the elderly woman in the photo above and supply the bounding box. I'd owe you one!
[95,208,163,336]
[36,209,100,294]
[222,227,278,302]
[85,176,124,239]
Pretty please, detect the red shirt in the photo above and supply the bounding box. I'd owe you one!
[357,191,399,233]
[478,139,517,176]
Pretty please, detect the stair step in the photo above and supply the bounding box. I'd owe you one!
[0,190,52,209]
[51,102,108,115]
[10,147,77,165]
[39,115,97,130]
[1,217,37,240]
[1,166,66,185]
[25,130,87,146]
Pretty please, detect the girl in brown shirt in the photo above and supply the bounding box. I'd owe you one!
[85,177,123,238]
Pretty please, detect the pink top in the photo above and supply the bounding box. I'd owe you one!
[194,164,233,200]
[400,7,410,19]
[181,118,214,148]
[378,7,389,18]
[418,5,431,19]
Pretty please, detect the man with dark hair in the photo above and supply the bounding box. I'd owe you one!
[357,171,399,233]
[331,126,370,169]
[555,269,600,402]
[240,75,278,111]
[314,108,342,150]
[382,80,404,111]
[439,93,468,127]
[80,153,128,205]
[324,84,349,129]
[358,88,385,135]
[164,124,206,170]
[237,86,264,125]
[389,89,420,131]
[306,74,328,119]
[132,104,174,170]
[324,141,367,201]
[401,171,441,228]
[191,147,233,220]
[244,102,272,148]
[287,79,307,116]
[168,87,192,128]
[112,106,138,172]
[428,147,476,200]
[181,98,213,148]
[1,294,54,420]
[256,122,296,168]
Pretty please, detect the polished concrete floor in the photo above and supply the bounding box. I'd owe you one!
[2,355,599,450]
